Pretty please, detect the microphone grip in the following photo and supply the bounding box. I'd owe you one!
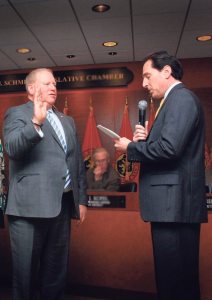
[139,109,146,127]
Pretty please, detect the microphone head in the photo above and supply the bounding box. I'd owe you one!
[138,100,148,110]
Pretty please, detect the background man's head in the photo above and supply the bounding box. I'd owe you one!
[92,147,110,173]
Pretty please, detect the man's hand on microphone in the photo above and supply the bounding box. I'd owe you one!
[114,137,131,152]
[133,121,148,142]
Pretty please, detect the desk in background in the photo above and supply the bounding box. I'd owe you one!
[206,193,212,210]
[87,190,139,210]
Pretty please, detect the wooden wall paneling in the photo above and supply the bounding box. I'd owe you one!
[193,88,212,150]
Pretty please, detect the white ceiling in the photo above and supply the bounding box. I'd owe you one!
[0,0,211,71]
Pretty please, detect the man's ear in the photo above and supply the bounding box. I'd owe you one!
[27,84,34,95]
[162,65,172,79]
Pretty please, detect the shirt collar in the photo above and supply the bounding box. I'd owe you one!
[164,81,181,99]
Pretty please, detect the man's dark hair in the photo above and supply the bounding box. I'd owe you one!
[144,50,183,80]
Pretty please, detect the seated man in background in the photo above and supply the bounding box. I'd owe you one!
[87,147,120,191]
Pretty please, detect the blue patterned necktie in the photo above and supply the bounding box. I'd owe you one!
[47,111,71,190]
[47,111,67,152]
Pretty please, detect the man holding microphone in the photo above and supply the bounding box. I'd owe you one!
[114,51,207,300]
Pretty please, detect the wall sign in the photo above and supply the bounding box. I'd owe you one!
[0,67,134,93]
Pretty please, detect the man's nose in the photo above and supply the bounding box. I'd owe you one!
[142,78,148,88]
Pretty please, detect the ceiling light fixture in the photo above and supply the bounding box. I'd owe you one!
[108,52,117,56]
[196,35,212,42]
[92,4,110,13]
[103,41,118,47]
[27,57,36,61]
[66,54,76,59]
[16,47,31,54]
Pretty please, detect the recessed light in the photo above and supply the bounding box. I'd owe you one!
[103,41,118,47]
[196,35,212,42]
[16,48,31,54]
[66,54,76,59]
[27,57,36,61]
[108,52,117,56]
[92,4,110,13]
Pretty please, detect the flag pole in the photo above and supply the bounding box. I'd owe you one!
[125,97,130,182]
[89,97,93,162]
[63,96,69,115]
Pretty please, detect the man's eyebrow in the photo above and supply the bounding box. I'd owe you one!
[142,72,149,78]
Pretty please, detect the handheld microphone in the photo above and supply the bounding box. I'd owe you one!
[138,100,148,126]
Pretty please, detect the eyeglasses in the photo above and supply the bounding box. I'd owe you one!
[94,159,107,164]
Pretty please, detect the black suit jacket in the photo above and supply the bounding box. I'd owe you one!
[127,83,208,223]
[3,101,87,219]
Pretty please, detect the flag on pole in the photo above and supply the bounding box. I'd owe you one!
[205,143,212,170]
[115,99,139,183]
[148,98,156,132]
[63,98,69,115]
[0,139,7,228]
[82,103,102,170]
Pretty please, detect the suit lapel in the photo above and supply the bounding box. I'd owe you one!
[45,117,63,149]
[147,83,185,138]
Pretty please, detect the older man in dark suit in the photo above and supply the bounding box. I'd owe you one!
[3,68,87,300]
[114,51,208,300]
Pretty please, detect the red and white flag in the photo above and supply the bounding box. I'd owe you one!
[82,104,102,169]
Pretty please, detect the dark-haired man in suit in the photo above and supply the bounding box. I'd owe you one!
[114,51,207,300]
[3,68,87,300]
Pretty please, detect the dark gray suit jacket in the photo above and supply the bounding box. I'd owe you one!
[127,83,208,223]
[3,101,87,219]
